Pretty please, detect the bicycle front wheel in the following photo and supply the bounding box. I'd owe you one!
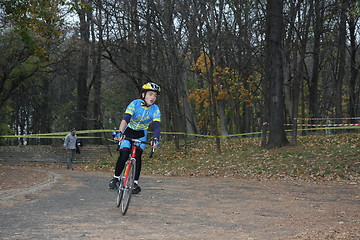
[116,179,124,208]
[120,161,136,215]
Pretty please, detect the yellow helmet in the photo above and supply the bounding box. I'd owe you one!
[141,82,161,95]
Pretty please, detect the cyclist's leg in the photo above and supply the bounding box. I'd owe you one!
[115,148,130,176]
[135,132,148,181]
[133,132,147,194]
[114,139,131,176]
[134,147,143,181]
[109,140,131,189]
[132,148,142,194]
[109,148,130,189]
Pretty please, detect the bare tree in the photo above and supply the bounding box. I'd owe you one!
[348,0,360,119]
[283,0,312,144]
[76,1,91,130]
[334,0,347,118]
[91,0,104,143]
[308,0,324,119]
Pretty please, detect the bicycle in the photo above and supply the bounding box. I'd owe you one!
[115,137,155,215]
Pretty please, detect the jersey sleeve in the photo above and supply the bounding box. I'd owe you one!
[153,106,161,122]
[122,113,131,123]
[153,121,160,139]
[124,100,137,115]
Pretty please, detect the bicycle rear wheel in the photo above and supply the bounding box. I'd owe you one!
[120,161,136,215]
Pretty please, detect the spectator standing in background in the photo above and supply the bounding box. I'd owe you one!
[64,128,77,170]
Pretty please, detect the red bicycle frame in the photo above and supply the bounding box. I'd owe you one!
[122,144,138,187]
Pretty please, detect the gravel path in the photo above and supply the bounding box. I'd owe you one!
[0,166,359,239]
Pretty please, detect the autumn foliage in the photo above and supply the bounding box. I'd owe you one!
[188,52,256,132]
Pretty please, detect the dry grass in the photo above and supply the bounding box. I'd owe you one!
[94,133,360,181]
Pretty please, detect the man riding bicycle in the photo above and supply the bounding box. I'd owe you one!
[109,82,161,194]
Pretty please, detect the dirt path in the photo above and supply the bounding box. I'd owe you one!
[0,165,359,239]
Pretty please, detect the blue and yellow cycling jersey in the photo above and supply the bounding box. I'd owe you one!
[125,99,161,130]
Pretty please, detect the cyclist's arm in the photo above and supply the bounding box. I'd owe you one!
[118,120,128,133]
[119,113,131,131]
[153,121,160,140]
[152,106,161,141]
[150,121,160,149]
[115,113,131,141]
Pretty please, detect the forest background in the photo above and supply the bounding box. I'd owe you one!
[0,0,359,151]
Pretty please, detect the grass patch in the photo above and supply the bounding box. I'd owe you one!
[91,133,360,181]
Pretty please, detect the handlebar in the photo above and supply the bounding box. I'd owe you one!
[123,137,152,145]
[117,137,156,158]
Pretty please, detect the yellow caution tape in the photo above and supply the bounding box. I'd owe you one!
[0,126,358,139]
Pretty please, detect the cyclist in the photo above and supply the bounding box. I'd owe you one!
[109,82,161,194]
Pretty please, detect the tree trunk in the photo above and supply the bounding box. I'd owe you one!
[209,72,221,153]
[234,100,242,134]
[181,70,199,135]
[335,0,347,118]
[92,1,103,144]
[287,0,312,145]
[265,0,289,148]
[208,1,221,153]
[309,0,323,118]
[77,4,90,130]
[348,0,359,119]
[40,78,51,144]
[218,100,228,137]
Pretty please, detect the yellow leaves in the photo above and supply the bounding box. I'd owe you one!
[188,63,257,124]
[216,90,227,100]
[213,85,228,100]
[189,52,211,74]
[188,89,209,107]
[187,51,260,130]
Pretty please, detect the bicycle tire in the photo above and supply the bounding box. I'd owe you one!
[120,160,136,215]
[116,179,124,207]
